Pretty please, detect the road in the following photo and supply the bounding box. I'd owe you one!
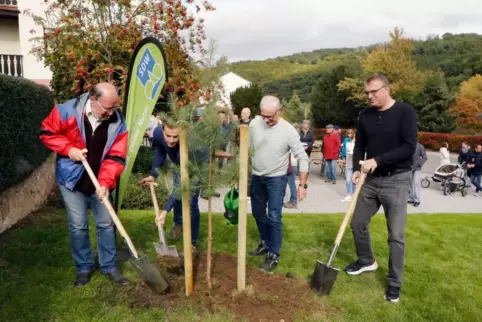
[198,150,481,214]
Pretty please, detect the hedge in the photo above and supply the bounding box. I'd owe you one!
[0,75,54,192]
[313,128,482,152]
[418,132,482,152]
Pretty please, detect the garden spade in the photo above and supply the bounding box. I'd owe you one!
[311,164,367,295]
[80,157,169,294]
[149,183,179,258]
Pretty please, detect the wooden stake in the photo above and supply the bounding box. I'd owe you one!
[179,127,193,296]
[206,150,213,290]
[237,125,249,291]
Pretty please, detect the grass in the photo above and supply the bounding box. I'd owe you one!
[1,208,481,322]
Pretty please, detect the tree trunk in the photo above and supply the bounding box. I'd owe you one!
[206,151,213,290]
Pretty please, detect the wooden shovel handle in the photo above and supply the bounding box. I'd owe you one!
[333,162,368,246]
[80,157,139,258]
[149,183,167,245]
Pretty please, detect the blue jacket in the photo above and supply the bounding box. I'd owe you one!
[39,93,128,191]
[340,137,350,158]
[150,126,209,211]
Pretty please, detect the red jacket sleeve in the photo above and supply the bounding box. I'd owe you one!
[39,106,75,156]
[97,130,128,189]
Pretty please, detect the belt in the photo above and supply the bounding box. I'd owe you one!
[371,167,412,177]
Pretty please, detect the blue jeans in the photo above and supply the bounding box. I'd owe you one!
[250,174,287,256]
[345,167,356,194]
[58,185,116,274]
[326,160,337,181]
[172,172,201,246]
[286,165,297,203]
[470,174,482,193]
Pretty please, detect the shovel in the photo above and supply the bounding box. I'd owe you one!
[311,164,368,295]
[149,183,179,258]
[80,157,169,294]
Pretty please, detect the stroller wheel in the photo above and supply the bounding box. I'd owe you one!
[421,178,430,188]
[443,183,453,196]
[462,190,467,197]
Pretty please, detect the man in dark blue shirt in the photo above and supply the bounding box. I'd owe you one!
[140,123,207,249]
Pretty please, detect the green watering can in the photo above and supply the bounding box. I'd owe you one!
[223,186,239,225]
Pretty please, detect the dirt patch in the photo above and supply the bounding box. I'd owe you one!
[101,252,334,321]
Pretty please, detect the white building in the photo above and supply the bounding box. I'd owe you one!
[0,0,52,88]
[218,72,252,109]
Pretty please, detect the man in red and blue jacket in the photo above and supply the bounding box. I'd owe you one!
[39,83,129,287]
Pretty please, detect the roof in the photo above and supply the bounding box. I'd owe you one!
[217,72,252,108]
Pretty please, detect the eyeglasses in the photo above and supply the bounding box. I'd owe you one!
[260,110,279,121]
[365,85,386,96]
[96,100,119,112]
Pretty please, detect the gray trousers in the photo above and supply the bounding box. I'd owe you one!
[350,170,411,287]
[408,170,421,203]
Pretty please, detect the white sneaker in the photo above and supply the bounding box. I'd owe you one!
[341,196,352,202]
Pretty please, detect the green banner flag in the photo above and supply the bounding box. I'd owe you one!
[115,37,168,213]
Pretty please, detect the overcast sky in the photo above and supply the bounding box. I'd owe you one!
[200,0,482,62]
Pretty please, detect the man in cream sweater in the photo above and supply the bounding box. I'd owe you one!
[248,95,309,272]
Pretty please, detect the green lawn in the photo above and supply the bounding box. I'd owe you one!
[1,208,481,322]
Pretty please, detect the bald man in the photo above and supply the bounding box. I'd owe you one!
[248,95,309,272]
[40,83,130,287]
[240,107,251,125]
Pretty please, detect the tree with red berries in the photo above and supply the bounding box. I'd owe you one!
[25,0,215,104]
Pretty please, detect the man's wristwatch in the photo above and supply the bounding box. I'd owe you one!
[299,183,308,189]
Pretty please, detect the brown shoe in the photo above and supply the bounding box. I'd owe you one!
[168,225,183,240]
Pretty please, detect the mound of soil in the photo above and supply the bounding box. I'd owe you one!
[101,252,333,321]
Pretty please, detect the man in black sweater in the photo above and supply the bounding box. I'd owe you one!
[346,74,417,303]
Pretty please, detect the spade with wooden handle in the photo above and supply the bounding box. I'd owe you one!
[310,161,368,295]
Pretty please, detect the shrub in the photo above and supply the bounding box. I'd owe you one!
[52,173,171,210]
[418,132,482,152]
[131,146,155,174]
[0,75,54,192]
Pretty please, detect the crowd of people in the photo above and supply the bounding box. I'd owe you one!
[38,73,481,305]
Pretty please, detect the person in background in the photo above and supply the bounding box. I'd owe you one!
[408,142,427,207]
[334,125,344,143]
[284,123,300,209]
[340,130,351,160]
[467,144,482,196]
[440,142,450,165]
[458,142,472,186]
[300,120,314,158]
[146,111,159,146]
[322,124,341,184]
[240,107,252,125]
[248,96,309,272]
[39,83,129,287]
[341,130,356,202]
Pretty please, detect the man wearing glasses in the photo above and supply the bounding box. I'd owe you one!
[247,95,309,272]
[346,74,417,303]
[40,83,129,287]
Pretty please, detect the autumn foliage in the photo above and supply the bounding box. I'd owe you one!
[26,0,215,104]
[450,74,482,132]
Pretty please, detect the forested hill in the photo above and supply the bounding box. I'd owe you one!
[228,33,482,101]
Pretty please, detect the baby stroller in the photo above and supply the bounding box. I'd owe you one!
[421,162,468,197]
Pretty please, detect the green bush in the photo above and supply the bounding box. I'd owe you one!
[131,146,155,174]
[121,173,170,210]
[0,75,54,192]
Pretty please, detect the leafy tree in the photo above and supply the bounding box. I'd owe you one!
[230,84,265,116]
[338,28,424,103]
[26,0,215,104]
[310,65,360,128]
[450,74,482,132]
[413,71,456,133]
[282,93,311,124]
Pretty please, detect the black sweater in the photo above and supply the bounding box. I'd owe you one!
[353,101,417,174]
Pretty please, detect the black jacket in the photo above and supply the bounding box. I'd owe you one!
[300,130,314,150]
[458,148,471,164]
[468,151,482,175]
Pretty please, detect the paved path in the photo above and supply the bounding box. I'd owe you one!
[198,151,481,214]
